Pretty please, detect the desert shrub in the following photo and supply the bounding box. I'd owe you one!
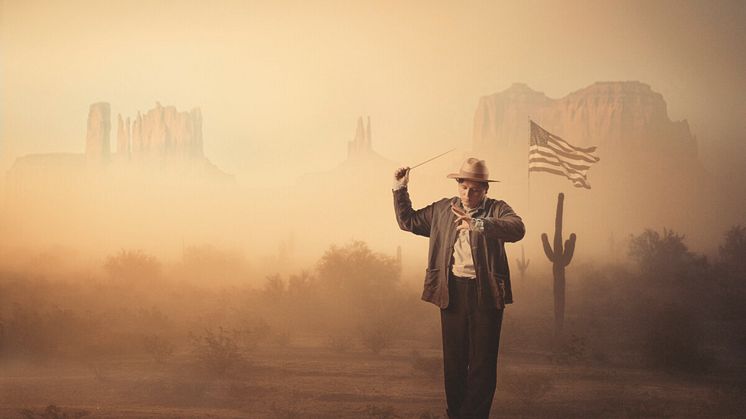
[3,304,95,358]
[5,305,50,357]
[410,350,441,378]
[286,270,314,298]
[142,334,175,364]
[316,241,401,306]
[189,327,244,376]
[719,225,746,273]
[628,229,707,280]
[104,249,160,282]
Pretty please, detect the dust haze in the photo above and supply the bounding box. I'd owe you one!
[1,1,745,418]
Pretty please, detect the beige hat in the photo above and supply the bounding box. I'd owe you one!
[446,157,500,182]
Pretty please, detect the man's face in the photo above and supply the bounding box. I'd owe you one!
[458,180,488,209]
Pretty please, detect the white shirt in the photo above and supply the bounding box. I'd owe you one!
[450,200,485,278]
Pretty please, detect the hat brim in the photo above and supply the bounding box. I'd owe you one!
[446,173,500,182]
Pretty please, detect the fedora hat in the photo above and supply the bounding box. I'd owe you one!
[446,157,500,182]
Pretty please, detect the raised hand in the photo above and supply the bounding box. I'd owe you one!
[451,203,472,231]
[393,167,410,189]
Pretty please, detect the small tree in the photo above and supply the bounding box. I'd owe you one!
[316,241,400,306]
[628,228,707,280]
[719,225,746,273]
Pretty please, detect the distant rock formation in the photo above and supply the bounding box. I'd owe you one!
[473,81,697,161]
[298,116,395,187]
[348,116,374,159]
[7,102,231,196]
[340,116,391,167]
[116,115,130,156]
[85,102,111,165]
[117,103,204,162]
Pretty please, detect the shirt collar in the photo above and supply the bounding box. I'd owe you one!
[461,198,486,215]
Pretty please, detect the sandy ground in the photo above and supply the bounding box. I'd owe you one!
[1,341,742,419]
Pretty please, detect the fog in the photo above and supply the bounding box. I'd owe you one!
[1,1,745,417]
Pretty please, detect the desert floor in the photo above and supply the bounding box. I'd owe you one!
[2,336,742,419]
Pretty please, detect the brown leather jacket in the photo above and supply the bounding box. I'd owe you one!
[393,188,525,309]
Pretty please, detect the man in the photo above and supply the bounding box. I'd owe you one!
[393,157,525,419]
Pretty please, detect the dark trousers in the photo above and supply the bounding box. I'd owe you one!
[441,276,504,419]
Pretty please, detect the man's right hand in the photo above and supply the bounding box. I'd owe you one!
[393,167,410,190]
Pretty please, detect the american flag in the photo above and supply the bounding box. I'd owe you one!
[529,121,600,189]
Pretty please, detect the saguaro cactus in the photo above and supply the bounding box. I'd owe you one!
[516,245,530,280]
[541,193,576,333]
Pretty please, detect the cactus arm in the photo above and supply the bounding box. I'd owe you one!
[563,233,576,266]
[541,233,555,261]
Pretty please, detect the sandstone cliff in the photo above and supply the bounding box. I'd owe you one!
[118,102,204,162]
[85,102,111,165]
[473,81,697,161]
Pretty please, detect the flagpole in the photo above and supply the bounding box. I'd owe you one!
[527,116,532,214]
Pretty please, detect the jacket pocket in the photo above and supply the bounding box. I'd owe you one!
[492,272,508,307]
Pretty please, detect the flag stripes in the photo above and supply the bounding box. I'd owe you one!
[529,121,600,189]
[529,146,594,169]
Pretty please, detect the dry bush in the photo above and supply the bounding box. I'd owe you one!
[189,327,245,376]
[3,304,95,359]
[316,241,401,308]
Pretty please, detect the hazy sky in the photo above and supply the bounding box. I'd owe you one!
[2,0,744,186]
